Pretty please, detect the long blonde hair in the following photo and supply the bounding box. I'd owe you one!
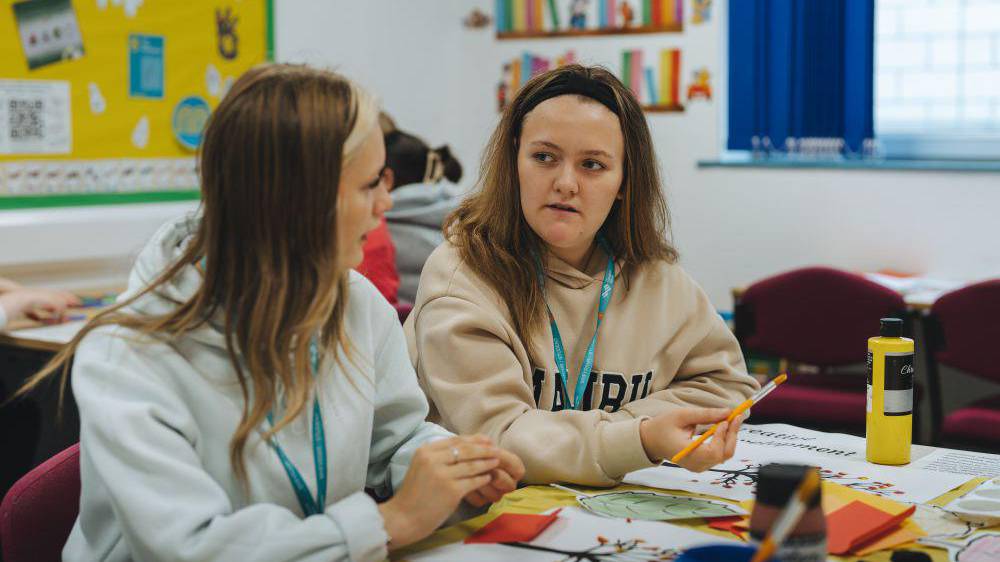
[446,64,678,352]
[16,64,379,483]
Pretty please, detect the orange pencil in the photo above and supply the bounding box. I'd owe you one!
[670,374,788,464]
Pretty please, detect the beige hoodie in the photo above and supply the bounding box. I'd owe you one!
[404,242,759,486]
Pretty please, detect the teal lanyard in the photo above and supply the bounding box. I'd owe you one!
[534,236,616,410]
[266,337,327,517]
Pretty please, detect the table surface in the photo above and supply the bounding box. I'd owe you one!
[0,288,118,352]
[394,476,990,562]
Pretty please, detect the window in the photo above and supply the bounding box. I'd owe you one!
[876,0,1000,159]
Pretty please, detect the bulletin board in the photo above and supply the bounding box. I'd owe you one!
[0,0,273,209]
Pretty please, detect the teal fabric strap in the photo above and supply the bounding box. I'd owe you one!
[266,337,328,516]
[534,235,616,411]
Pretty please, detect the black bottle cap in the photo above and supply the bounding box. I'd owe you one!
[755,464,822,508]
[880,318,904,338]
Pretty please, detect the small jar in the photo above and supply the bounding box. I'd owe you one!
[749,464,827,562]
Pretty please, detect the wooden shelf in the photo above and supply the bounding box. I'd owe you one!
[642,104,684,113]
[497,23,683,40]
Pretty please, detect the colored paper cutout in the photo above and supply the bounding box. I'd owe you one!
[826,500,916,555]
[465,510,561,544]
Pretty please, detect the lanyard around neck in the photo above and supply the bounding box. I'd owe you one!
[266,336,328,517]
[534,235,616,411]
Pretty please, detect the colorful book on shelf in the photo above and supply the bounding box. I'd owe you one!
[652,0,662,27]
[675,0,683,25]
[547,0,560,28]
[525,0,534,31]
[642,0,652,26]
[511,58,521,92]
[534,0,543,31]
[607,0,617,28]
[598,0,606,27]
[513,0,525,31]
[621,50,631,92]
[645,67,657,105]
[630,50,644,99]
[670,48,680,105]
[522,52,533,86]
[662,0,675,25]
[495,0,506,32]
[659,49,681,106]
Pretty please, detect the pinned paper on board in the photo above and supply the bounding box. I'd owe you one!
[172,96,210,151]
[0,79,72,155]
[131,115,149,149]
[87,82,106,114]
[206,64,222,98]
[920,532,1000,562]
[575,490,746,522]
[216,7,239,60]
[128,34,165,99]
[13,0,85,70]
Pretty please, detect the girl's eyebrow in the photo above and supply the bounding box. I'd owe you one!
[365,164,387,186]
[530,140,613,159]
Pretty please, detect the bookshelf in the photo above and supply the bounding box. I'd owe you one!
[497,22,683,40]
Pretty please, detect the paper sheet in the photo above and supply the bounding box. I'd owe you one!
[624,424,971,504]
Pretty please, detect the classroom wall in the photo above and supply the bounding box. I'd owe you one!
[280,0,1000,310]
[3,0,997,304]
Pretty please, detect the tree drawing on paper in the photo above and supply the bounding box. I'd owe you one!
[662,460,760,490]
[660,461,909,498]
[505,538,683,561]
[578,491,743,521]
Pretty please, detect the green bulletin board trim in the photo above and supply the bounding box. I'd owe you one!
[267,0,275,61]
[0,190,200,210]
[1,0,274,211]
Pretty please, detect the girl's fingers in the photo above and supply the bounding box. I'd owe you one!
[489,469,517,494]
[464,489,489,507]
[447,458,500,478]
[457,474,494,496]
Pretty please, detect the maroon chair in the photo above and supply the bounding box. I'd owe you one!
[0,443,81,562]
[734,267,910,436]
[394,303,413,323]
[923,280,1000,451]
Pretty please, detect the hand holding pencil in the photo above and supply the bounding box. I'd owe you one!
[670,374,788,465]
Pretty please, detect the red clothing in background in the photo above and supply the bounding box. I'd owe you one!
[357,217,399,305]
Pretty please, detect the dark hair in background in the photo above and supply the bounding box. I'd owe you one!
[384,129,462,187]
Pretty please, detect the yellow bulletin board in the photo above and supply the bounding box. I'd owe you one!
[0,0,272,209]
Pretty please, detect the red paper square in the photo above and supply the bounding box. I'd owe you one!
[464,510,562,544]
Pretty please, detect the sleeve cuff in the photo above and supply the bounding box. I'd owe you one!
[325,491,389,562]
[597,417,658,480]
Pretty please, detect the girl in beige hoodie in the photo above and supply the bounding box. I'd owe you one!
[405,65,760,487]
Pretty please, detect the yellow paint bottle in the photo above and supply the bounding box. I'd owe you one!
[866,318,914,465]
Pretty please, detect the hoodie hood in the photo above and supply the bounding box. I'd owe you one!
[385,182,461,229]
[543,243,623,291]
[120,212,228,350]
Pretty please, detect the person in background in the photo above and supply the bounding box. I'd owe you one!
[375,113,463,305]
[0,277,79,329]
[16,64,523,562]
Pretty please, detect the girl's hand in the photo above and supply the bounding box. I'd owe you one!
[460,436,525,507]
[377,435,522,549]
[639,407,742,472]
[0,289,81,324]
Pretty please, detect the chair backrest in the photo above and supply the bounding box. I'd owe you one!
[927,279,1000,384]
[736,267,908,366]
[395,302,413,324]
[0,443,81,562]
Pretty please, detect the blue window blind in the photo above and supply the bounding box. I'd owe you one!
[728,0,876,156]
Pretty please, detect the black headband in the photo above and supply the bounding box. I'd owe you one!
[520,73,621,118]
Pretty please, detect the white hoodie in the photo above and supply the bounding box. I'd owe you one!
[63,213,451,562]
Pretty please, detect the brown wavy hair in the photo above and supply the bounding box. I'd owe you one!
[446,64,678,351]
[15,64,378,483]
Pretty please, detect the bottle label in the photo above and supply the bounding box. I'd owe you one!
[866,350,873,414]
[883,351,914,416]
